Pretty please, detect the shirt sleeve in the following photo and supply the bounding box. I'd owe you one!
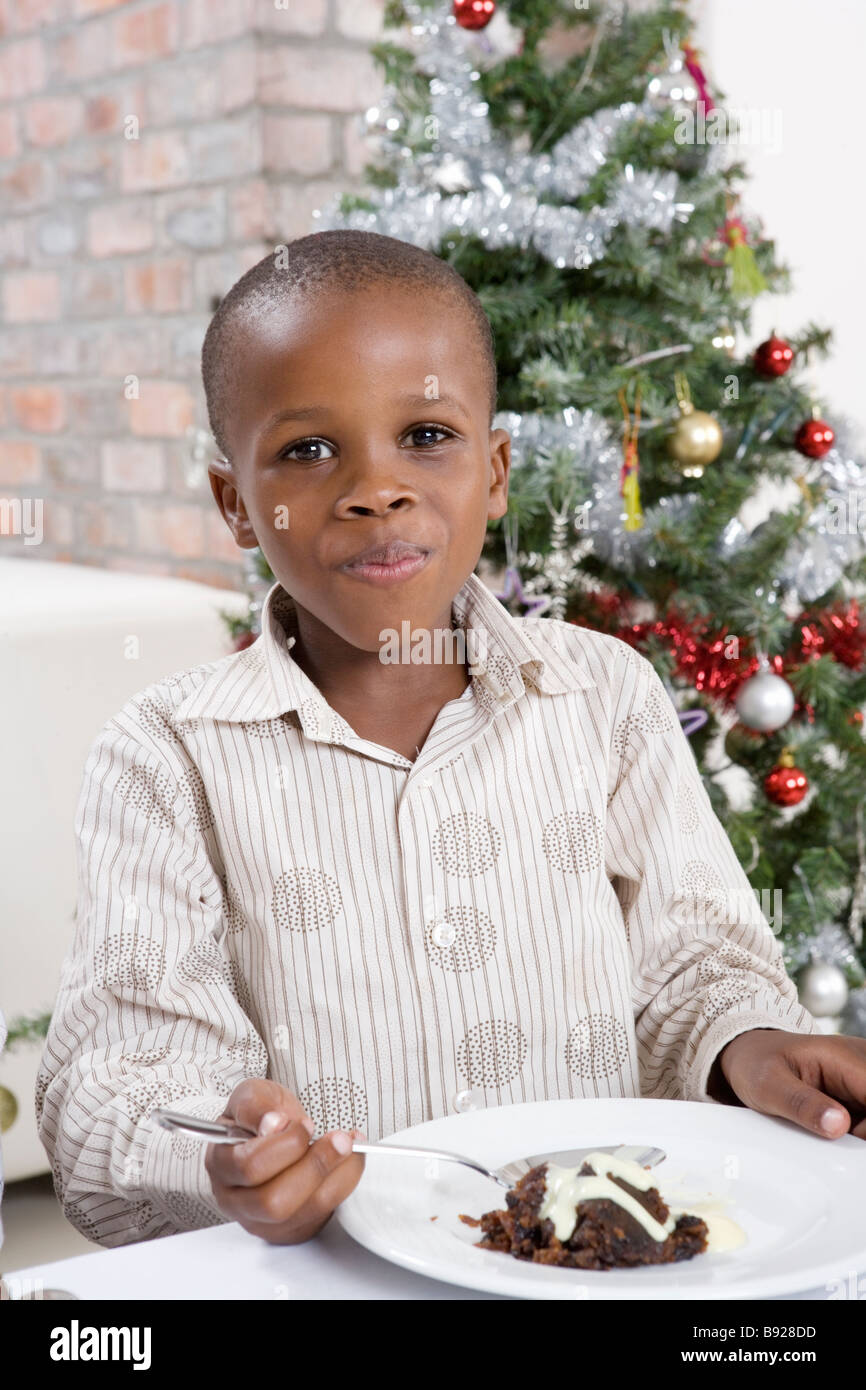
[36,696,269,1249]
[604,647,822,1105]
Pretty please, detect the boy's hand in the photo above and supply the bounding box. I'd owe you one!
[205,1079,366,1244]
[713,1029,866,1139]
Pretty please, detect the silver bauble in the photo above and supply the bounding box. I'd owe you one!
[798,959,849,1017]
[734,669,795,732]
[646,56,699,112]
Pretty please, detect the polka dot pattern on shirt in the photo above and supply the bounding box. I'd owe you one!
[123,1075,199,1125]
[676,783,701,834]
[62,1199,100,1241]
[95,933,166,994]
[299,697,325,738]
[432,812,502,877]
[541,810,604,874]
[701,977,755,1023]
[137,695,199,743]
[116,764,176,830]
[177,767,214,832]
[220,878,249,935]
[565,1013,630,1079]
[177,940,227,985]
[118,1046,171,1072]
[298,1076,368,1138]
[612,687,677,757]
[168,1094,231,1161]
[679,859,728,904]
[698,941,757,983]
[226,1035,269,1073]
[237,646,266,673]
[164,1191,223,1229]
[272,867,343,932]
[457,1018,527,1087]
[240,714,296,739]
[424,906,497,972]
[226,960,253,1016]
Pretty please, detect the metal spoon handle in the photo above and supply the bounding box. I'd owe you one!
[151,1108,256,1144]
[150,1109,497,1178]
[350,1140,495,1182]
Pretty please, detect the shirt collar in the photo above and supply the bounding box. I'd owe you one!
[173,570,594,729]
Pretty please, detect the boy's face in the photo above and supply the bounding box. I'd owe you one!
[208,284,510,654]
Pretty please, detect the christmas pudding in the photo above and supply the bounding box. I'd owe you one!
[459,1150,709,1269]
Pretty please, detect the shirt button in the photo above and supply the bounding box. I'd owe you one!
[431,921,457,947]
[453,1089,481,1114]
[419,778,434,790]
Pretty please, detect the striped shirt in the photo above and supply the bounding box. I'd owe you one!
[37,570,820,1248]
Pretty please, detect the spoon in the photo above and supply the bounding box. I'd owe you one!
[150,1108,665,1192]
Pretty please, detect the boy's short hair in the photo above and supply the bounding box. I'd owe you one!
[201,229,498,460]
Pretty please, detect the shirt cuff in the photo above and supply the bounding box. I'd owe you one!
[683,1000,823,1105]
[115,1093,231,1244]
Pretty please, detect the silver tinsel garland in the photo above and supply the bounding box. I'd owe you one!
[779,417,866,604]
[313,1,694,271]
[499,405,700,574]
[720,417,866,606]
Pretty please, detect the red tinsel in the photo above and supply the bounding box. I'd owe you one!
[794,599,866,670]
[605,610,817,720]
[615,610,764,702]
[570,596,864,727]
[570,589,628,635]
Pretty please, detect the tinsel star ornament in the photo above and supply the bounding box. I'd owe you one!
[494,566,551,617]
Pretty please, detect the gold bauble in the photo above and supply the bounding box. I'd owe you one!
[667,402,723,476]
[0,1085,18,1133]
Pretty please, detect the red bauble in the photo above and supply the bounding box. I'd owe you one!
[453,0,496,28]
[795,418,835,458]
[764,754,809,806]
[233,629,256,652]
[753,335,794,377]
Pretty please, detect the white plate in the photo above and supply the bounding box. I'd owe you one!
[336,1097,866,1300]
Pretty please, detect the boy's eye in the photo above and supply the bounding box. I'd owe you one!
[279,438,336,462]
[278,426,454,462]
[405,425,453,447]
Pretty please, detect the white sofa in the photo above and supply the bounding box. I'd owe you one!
[0,558,249,1182]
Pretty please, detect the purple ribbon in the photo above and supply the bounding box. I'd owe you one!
[679,708,709,737]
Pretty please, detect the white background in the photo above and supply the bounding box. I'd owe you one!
[693,0,865,437]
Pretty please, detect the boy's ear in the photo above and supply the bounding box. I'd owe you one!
[487,426,510,523]
[208,457,259,549]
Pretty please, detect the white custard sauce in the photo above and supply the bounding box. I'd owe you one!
[536,1151,746,1252]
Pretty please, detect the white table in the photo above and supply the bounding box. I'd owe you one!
[2,1219,836,1300]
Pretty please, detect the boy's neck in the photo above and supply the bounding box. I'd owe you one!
[285,600,472,760]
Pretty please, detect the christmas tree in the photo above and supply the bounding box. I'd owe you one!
[226,0,866,1033]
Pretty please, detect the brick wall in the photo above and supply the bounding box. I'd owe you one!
[0,0,385,588]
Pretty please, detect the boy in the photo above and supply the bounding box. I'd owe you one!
[38,231,866,1250]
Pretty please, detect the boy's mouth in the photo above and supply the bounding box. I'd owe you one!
[340,538,431,585]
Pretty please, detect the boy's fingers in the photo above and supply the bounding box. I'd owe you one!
[208,1118,313,1189]
[223,1080,312,1136]
[219,1131,363,1227]
[756,1072,851,1138]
